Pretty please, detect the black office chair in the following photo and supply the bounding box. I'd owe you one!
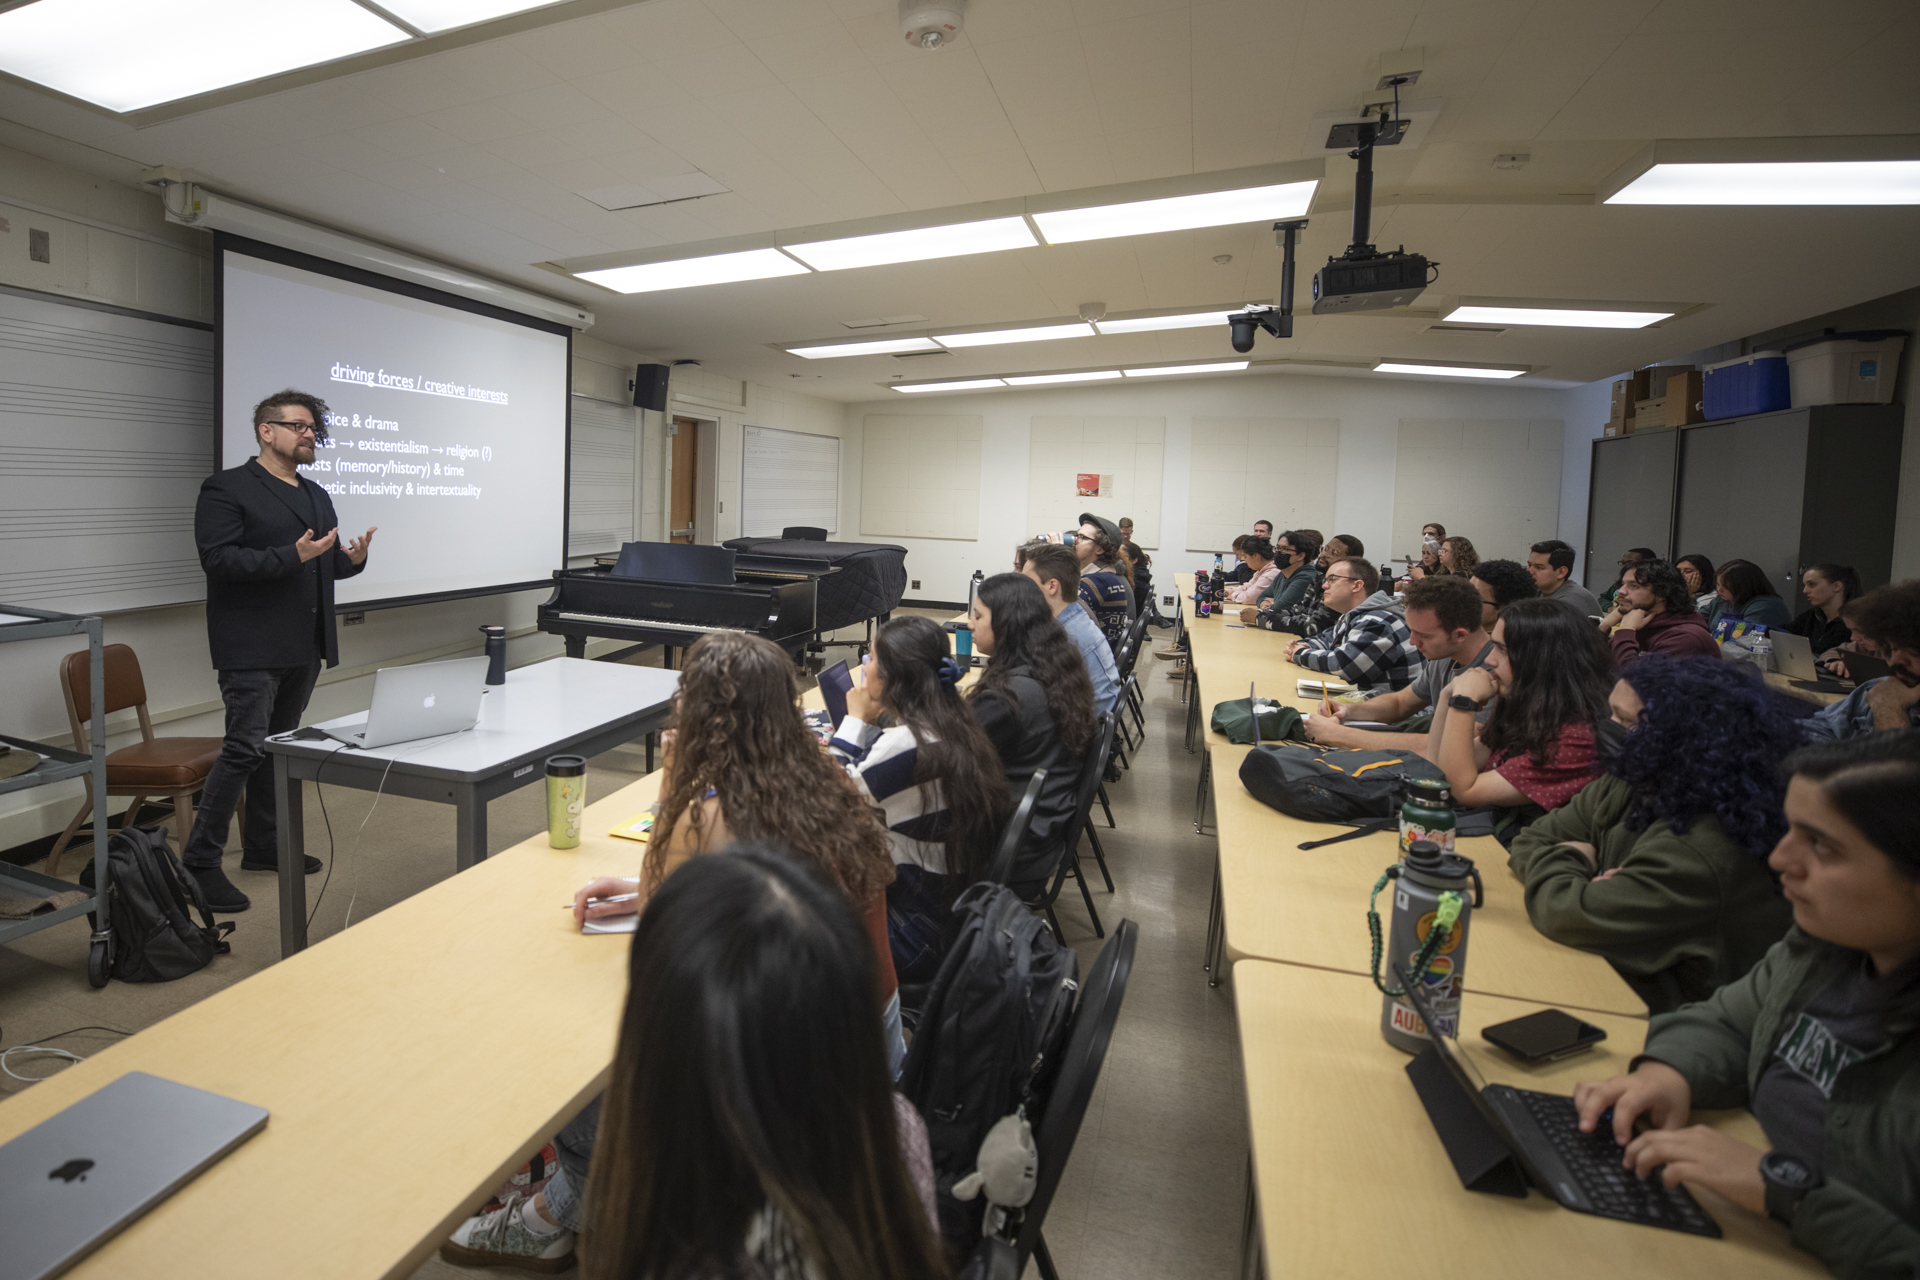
[781,525,828,540]
[984,768,1047,887]
[1030,714,1120,941]
[1012,919,1138,1280]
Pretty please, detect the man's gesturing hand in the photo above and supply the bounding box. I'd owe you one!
[345,527,377,565]
[296,528,339,562]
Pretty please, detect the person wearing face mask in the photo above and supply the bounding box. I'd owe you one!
[1239,530,1321,626]
[1571,731,1920,1279]
[1507,656,1801,1013]
[1790,563,1860,658]
[1599,558,1720,669]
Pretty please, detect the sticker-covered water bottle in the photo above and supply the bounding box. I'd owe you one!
[1370,841,1483,1053]
[546,754,586,849]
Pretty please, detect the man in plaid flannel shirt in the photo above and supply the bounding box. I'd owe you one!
[1286,557,1417,692]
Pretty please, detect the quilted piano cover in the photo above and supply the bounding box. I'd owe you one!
[722,538,909,633]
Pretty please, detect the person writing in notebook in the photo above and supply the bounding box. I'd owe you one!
[1304,574,1490,750]
[1572,732,1920,1278]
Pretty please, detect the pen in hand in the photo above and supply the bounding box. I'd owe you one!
[563,892,639,909]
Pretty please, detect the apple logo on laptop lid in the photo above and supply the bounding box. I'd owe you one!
[49,1158,93,1183]
[423,695,436,708]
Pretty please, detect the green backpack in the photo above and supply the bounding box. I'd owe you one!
[1209,697,1305,745]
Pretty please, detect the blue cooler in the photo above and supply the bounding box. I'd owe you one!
[1702,350,1789,420]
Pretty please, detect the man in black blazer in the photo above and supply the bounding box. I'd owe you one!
[182,390,375,912]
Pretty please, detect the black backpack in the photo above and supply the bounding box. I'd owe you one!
[900,883,1078,1251]
[79,826,234,983]
[1239,741,1449,824]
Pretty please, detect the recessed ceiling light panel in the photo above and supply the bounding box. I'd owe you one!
[893,379,1009,393]
[1094,310,1248,335]
[1003,371,1123,386]
[575,248,810,294]
[1032,181,1317,244]
[1122,362,1249,377]
[936,323,1096,348]
[0,0,409,112]
[784,217,1038,271]
[1606,161,1920,205]
[788,337,942,359]
[1374,361,1526,380]
[1445,305,1673,329]
[378,0,568,32]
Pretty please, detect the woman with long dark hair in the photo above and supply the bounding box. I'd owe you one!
[1706,558,1794,632]
[1790,562,1860,656]
[582,850,949,1280]
[1675,553,1717,611]
[1573,731,1920,1275]
[967,573,1095,886]
[1507,656,1800,1011]
[832,616,1011,981]
[1431,598,1612,811]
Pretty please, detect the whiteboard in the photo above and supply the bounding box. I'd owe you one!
[741,425,839,538]
[0,288,215,614]
[567,394,637,557]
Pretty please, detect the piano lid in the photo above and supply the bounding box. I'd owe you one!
[611,542,736,584]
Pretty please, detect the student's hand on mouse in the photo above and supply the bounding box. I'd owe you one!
[572,876,642,927]
[296,527,338,562]
[1574,1061,1692,1146]
[345,526,377,564]
[1620,1126,1767,1216]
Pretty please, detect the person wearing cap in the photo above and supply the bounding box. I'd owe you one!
[1039,513,1133,656]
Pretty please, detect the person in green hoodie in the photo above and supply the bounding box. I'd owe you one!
[1574,730,1920,1279]
[1508,655,1802,1013]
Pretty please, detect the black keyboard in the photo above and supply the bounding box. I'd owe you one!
[1512,1089,1722,1237]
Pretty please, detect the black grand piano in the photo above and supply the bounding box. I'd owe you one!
[538,542,831,664]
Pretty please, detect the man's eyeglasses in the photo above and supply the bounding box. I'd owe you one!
[264,420,318,437]
[1323,574,1360,585]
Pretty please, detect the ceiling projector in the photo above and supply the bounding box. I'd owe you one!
[901,0,966,48]
[1310,104,1435,315]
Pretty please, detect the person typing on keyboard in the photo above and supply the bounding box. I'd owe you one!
[1571,732,1920,1278]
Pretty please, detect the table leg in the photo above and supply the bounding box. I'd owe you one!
[276,756,308,958]
[1206,854,1227,987]
[1239,1152,1264,1280]
[646,731,656,774]
[1193,749,1212,832]
[455,786,488,870]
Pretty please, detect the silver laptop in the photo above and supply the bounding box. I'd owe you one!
[0,1071,268,1280]
[1770,630,1848,689]
[320,655,488,749]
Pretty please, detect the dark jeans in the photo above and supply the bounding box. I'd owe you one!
[887,864,952,984]
[182,660,322,869]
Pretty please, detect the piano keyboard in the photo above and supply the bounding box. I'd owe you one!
[555,612,733,635]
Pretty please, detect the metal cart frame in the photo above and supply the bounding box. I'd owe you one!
[0,605,112,985]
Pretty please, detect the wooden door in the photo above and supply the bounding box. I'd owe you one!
[669,417,698,543]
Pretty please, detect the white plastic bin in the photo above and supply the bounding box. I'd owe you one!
[1786,331,1906,407]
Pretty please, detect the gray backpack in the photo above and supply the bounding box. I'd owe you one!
[80,826,234,983]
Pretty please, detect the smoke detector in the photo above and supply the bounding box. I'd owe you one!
[901,0,966,48]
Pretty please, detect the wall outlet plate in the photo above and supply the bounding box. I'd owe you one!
[911,579,921,589]
[1163,595,1175,605]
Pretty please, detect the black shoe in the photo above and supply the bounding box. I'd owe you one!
[191,867,251,913]
[239,852,323,875]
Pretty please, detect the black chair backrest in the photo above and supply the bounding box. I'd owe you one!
[1067,713,1120,838]
[985,769,1046,886]
[1115,608,1150,679]
[1013,919,1137,1266]
[781,525,829,541]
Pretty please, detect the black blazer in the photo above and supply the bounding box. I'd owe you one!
[195,459,366,670]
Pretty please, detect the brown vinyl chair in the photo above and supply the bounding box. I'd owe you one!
[49,644,224,874]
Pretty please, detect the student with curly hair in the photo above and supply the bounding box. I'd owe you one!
[1469,558,1537,630]
[1432,599,1611,812]
[967,573,1096,887]
[833,616,1011,981]
[1507,656,1800,1012]
[1804,580,1920,740]
[1601,558,1719,668]
[1436,535,1479,579]
[1573,731,1920,1276]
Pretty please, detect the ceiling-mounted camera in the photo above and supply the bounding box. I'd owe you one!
[1226,220,1308,352]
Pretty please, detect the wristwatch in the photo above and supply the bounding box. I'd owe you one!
[1760,1151,1821,1224]
[1448,693,1483,713]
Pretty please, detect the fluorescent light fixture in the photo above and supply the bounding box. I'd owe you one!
[1004,371,1124,386]
[0,0,410,112]
[1445,305,1672,330]
[788,337,943,359]
[1032,181,1317,244]
[893,379,1009,393]
[575,249,810,294]
[1123,362,1249,377]
[377,0,567,32]
[1374,362,1526,380]
[784,217,1038,272]
[1605,161,1920,205]
[936,323,1096,348]
[1094,310,1248,335]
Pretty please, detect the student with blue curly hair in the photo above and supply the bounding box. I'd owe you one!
[1506,655,1802,1013]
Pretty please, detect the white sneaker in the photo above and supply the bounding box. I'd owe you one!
[441,1192,575,1273]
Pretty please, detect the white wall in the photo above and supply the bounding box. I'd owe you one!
[665,371,855,544]
[840,371,1579,605]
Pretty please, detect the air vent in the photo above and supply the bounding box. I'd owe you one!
[1423,323,1506,335]
[891,348,952,359]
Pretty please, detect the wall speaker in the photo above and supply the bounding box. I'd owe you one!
[633,363,669,412]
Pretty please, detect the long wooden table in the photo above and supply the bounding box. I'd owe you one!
[1236,961,1822,1279]
[1172,575,1643,1017]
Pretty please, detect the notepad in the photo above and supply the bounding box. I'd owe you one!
[1296,678,1358,699]
[583,914,638,935]
[609,810,654,842]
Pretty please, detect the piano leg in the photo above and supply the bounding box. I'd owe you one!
[564,634,586,659]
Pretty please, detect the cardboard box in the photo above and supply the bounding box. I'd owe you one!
[1663,369,1704,426]
[1634,398,1668,431]
[1602,418,1633,438]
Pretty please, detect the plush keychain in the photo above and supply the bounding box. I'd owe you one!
[951,1111,1039,1236]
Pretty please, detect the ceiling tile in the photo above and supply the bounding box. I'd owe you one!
[703,0,846,40]
[480,129,589,168]
[1021,135,1119,190]
[942,147,1046,202]
[1106,124,1195,182]
[421,99,543,144]
[973,30,1104,144]
[745,21,874,81]
[490,82,616,131]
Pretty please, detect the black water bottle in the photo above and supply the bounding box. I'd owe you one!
[480,625,506,685]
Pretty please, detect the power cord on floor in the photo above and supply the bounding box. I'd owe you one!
[0,1024,132,1083]
[307,730,465,933]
